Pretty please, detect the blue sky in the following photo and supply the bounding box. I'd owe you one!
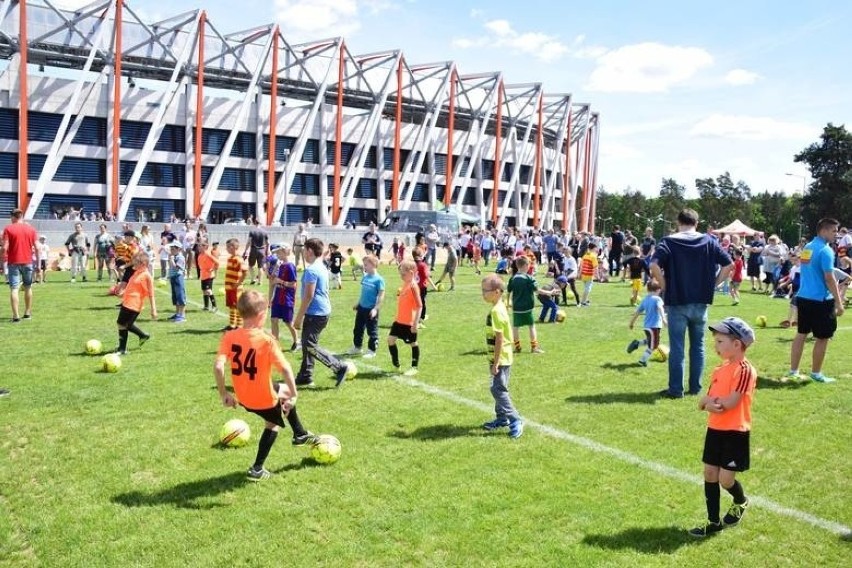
[59,0,852,197]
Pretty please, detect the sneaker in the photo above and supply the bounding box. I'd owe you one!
[115,349,130,355]
[363,350,377,359]
[11,318,20,323]
[246,466,271,482]
[810,372,836,384]
[70,278,76,283]
[688,521,723,538]
[167,314,179,320]
[531,347,545,354]
[0,388,10,398]
[290,342,301,352]
[658,389,683,399]
[403,368,419,376]
[482,417,510,431]
[508,419,525,439]
[335,366,348,387]
[346,346,362,356]
[210,307,218,314]
[294,379,315,388]
[292,432,317,446]
[723,499,749,526]
[202,306,210,312]
[638,359,648,367]
[139,335,151,347]
[626,339,641,354]
[783,370,802,382]
[172,316,186,323]
[513,345,522,353]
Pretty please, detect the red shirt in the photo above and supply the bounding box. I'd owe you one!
[2,221,38,264]
[415,260,429,290]
[732,258,744,282]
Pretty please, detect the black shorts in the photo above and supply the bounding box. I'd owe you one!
[796,298,837,339]
[201,278,214,292]
[389,321,418,344]
[702,428,750,472]
[247,248,264,268]
[243,383,287,427]
[116,306,140,328]
[121,265,134,283]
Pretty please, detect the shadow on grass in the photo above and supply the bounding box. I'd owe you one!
[756,376,810,390]
[600,362,647,372]
[178,328,226,335]
[389,423,479,440]
[81,306,121,311]
[459,349,490,356]
[774,336,794,344]
[565,391,660,405]
[350,370,396,381]
[582,526,696,553]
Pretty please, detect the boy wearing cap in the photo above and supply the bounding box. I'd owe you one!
[167,240,187,323]
[689,316,756,538]
[537,275,567,323]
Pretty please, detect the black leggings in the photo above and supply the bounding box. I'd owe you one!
[562,279,580,305]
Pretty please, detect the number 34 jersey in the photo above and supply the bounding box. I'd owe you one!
[217,328,289,409]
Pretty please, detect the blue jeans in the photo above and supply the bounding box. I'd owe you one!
[539,298,558,322]
[665,303,708,396]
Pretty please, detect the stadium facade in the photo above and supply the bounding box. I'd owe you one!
[0,0,600,231]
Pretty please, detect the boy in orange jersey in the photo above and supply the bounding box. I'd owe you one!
[115,251,157,354]
[388,259,423,376]
[215,290,316,482]
[196,241,220,312]
[222,238,247,331]
[689,316,757,538]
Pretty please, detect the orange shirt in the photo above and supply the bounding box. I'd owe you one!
[197,251,220,280]
[580,252,598,281]
[217,327,287,409]
[394,281,422,325]
[122,266,154,312]
[224,254,246,289]
[707,358,757,432]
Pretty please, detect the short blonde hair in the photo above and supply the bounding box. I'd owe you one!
[398,259,416,274]
[481,274,504,292]
[237,289,268,318]
[362,254,378,267]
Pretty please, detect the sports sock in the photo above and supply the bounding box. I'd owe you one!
[286,407,307,437]
[704,482,721,523]
[118,329,129,351]
[229,308,239,328]
[531,339,539,350]
[513,340,521,351]
[389,344,400,367]
[128,324,145,338]
[203,295,209,309]
[725,480,746,504]
[253,428,278,469]
[411,345,420,368]
[640,348,652,363]
[209,295,217,308]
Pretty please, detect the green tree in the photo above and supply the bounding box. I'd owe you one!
[658,177,686,225]
[794,123,852,228]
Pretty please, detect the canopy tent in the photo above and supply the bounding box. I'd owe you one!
[711,219,759,236]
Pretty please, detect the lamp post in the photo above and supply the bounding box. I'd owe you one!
[281,148,291,226]
[596,216,611,235]
[785,173,806,195]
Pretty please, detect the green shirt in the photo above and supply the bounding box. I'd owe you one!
[507,273,537,313]
[486,299,513,366]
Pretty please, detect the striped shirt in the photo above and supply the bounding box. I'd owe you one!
[115,240,137,265]
[224,254,246,289]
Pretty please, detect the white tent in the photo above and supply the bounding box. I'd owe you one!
[712,219,759,236]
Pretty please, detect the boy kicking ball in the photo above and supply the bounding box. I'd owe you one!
[214,290,316,481]
[689,316,756,537]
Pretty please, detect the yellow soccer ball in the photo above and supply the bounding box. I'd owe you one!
[310,434,342,465]
[436,283,445,292]
[755,315,767,328]
[219,418,251,448]
[102,353,122,373]
[345,360,358,380]
[555,309,567,323]
[651,345,670,362]
[86,339,103,355]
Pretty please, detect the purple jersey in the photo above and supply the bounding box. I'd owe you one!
[273,262,297,308]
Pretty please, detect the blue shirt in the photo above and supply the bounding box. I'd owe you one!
[543,234,558,253]
[301,258,331,316]
[796,236,834,301]
[358,272,386,309]
[652,231,732,306]
[636,294,664,329]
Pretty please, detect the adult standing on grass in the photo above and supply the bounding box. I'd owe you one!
[787,218,845,383]
[293,238,349,388]
[3,208,37,322]
[64,222,90,283]
[292,223,308,270]
[243,218,269,285]
[650,209,732,399]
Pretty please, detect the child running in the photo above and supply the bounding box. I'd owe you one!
[481,274,524,438]
[214,289,317,482]
[627,280,667,366]
[689,316,757,537]
[388,259,422,376]
[114,251,156,354]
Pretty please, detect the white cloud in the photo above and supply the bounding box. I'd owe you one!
[585,42,714,93]
[452,19,576,62]
[274,0,396,41]
[690,114,814,141]
[601,141,642,160]
[724,68,761,86]
[469,8,484,19]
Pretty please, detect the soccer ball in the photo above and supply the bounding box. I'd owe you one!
[86,339,103,355]
[651,345,670,362]
[310,435,342,465]
[345,360,358,380]
[102,353,122,373]
[219,418,251,448]
[755,315,767,328]
[436,283,445,292]
[555,309,567,323]
[157,278,168,287]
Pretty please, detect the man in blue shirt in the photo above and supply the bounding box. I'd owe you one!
[650,209,733,398]
[294,238,349,388]
[788,218,845,383]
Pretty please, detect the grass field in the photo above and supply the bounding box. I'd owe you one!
[1,262,850,567]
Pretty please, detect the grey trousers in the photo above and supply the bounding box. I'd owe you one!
[490,365,520,421]
[296,314,344,384]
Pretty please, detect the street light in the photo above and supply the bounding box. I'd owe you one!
[596,216,612,235]
[785,173,806,195]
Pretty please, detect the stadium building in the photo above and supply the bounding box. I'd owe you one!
[0,0,600,231]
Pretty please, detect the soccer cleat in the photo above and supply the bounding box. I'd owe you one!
[403,368,419,377]
[626,339,641,353]
[139,335,151,347]
[0,388,10,398]
[115,349,130,356]
[22,314,31,320]
[809,372,836,384]
[482,418,510,431]
[167,314,179,320]
[658,389,683,399]
[688,521,724,538]
[346,346,362,356]
[363,350,377,359]
[531,347,545,354]
[292,432,317,446]
[508,419,525,439]
[246,466,271,481]
[513,345,522,353]
[638,359,648,367]
[334,366,348,387]
[290,342,301,352]
[172,316,186,323]
[723,499,749,527]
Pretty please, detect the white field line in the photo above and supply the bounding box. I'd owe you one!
[164,288,852,538]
